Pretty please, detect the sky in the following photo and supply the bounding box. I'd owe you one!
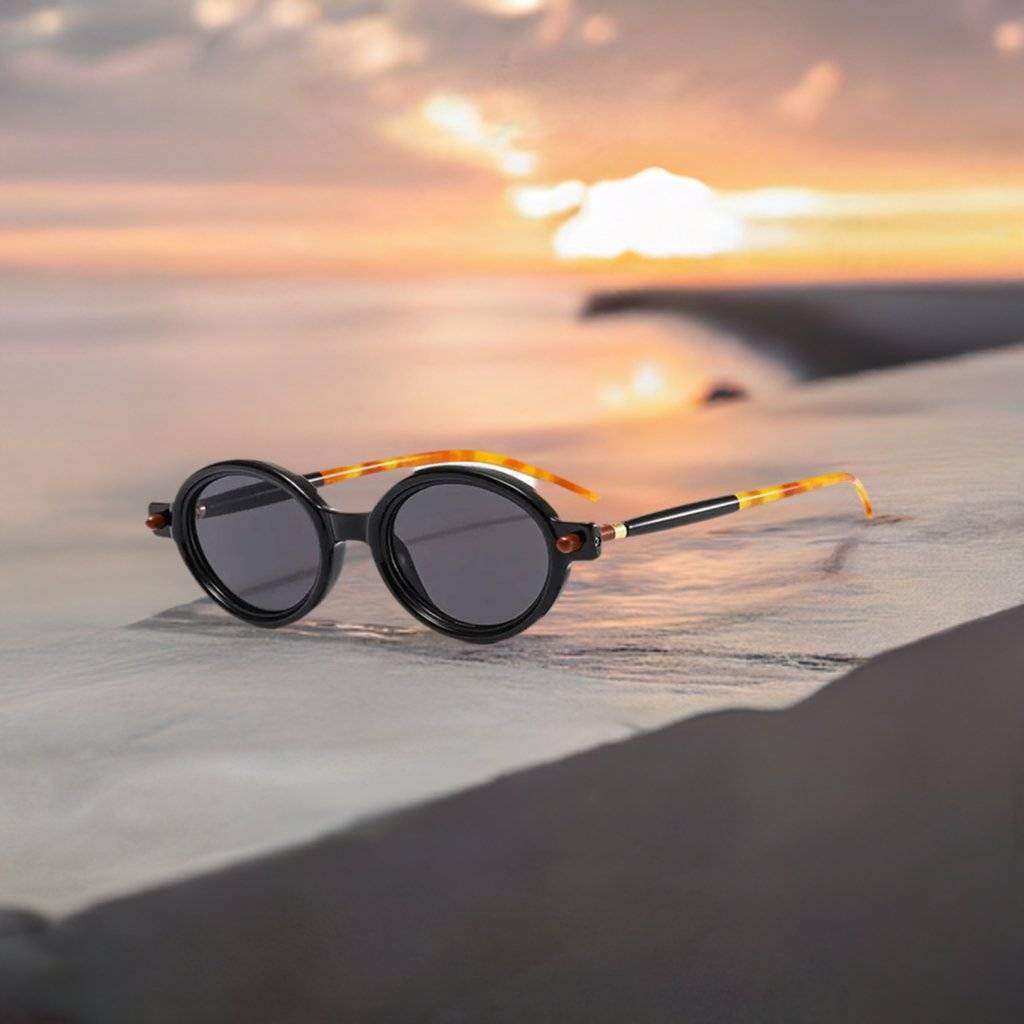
[1,0,1022,278]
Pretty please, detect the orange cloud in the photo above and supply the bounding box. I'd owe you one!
[581,14,618,46]
[993,20,1024,54]
[510,170,1024,267]
[545,168,745,259]
[774,61,843,125]
[510,180,586,217]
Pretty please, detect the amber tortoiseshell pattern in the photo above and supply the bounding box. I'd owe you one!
[598,469,873,542]
[735,471,873,519]
[316,450,600,502]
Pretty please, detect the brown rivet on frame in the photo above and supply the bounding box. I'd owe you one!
[556,532,584,554]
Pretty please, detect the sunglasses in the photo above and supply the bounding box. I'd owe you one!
[146,450,873,644]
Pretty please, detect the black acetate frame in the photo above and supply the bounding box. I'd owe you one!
[148,452,873,644]
[158,460,601,644]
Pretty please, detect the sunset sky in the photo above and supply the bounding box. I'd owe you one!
[1,0,1022,278]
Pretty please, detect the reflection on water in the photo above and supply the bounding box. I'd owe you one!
[0,274,789,551]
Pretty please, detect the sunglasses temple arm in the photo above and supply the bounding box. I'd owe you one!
[600,494,739,542]
[599,471,873,543]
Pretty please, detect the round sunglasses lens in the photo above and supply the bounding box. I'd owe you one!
[390,483,551,627]
[193,473,323,613]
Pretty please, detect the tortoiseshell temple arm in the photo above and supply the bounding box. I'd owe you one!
[311,450,600,502]
[599,471,873,542]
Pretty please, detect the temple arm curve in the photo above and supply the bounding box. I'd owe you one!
[312,450,600,502]
[599,471,873,542]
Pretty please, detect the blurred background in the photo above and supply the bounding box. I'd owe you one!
[2,0,1022,625]
[3,0,1024,277]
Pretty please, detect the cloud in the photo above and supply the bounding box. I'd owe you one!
[726,186,1024,220]
[308,15,427,79]
[266,0,321,32]
[536,167,746,259]
[450,0,576,48]
[15,6,67,38]
[509,179,586,217]
[533,0,574,47]
[580,13,618,46]
[189,0,319,45]
[191,0,256,32]
[0,3,438,184]
[993,20,1024,54]
[512,171,1024,263]
[774,60,843,125]
[388,90,539,177]
[9,38,197,86]
[458,0,547,16]
[3,0,1024,236]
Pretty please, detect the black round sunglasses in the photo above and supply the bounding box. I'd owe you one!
[146,450,873,644]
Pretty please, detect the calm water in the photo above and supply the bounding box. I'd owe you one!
[0,273,790,553]
[0,274,786,536]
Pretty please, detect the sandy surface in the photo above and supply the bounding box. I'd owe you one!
[2,343,1023,915]
[3,603,1022,1023]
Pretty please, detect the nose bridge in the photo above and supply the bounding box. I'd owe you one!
[328,509,370,543]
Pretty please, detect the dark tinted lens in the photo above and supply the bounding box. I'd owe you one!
[391,483,551,626]
[193,473,323,612]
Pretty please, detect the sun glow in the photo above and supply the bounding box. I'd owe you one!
[581,14,618,46]
[516,168,746,260]
[631,362,666,399]
[600,361,682,413]
[461,0,547,15]
[556,169,744,258]
[510,170,1024,266]
[994,20,1024,54]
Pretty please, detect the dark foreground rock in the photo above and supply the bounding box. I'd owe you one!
[2,605,1022,1023]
